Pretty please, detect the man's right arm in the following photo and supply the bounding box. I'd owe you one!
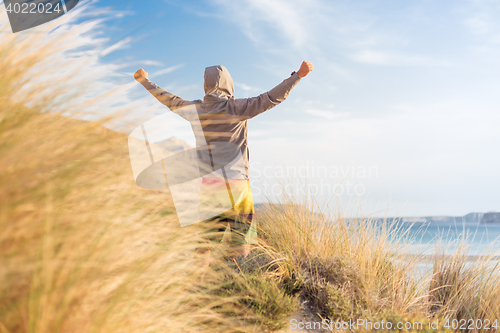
[134,68,193,112]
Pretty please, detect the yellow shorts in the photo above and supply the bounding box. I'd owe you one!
[198,178,256,246]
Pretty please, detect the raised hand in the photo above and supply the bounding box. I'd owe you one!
[134,68,148,81]
[297,61,314,78]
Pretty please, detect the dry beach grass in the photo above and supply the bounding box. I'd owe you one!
[2,4,500,333]
[0,6,255,333]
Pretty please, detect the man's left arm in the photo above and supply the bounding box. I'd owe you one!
[232,61,313,119]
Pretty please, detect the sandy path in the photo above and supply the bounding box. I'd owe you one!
[279,305,325,333]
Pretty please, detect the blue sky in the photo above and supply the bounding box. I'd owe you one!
[102,0,500,217]
[9,0,500,217]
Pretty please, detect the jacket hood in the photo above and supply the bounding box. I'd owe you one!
[204,65,234,103]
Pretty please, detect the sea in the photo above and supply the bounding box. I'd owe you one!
[386,219,500,278]
[396,220,500,256]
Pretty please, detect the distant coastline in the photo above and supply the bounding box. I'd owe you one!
[402,253,500,262]
[367,212,500,224]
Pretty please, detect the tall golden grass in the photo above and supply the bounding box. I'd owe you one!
[0,5,258,333]
[255,195,424,320]
[254,190,500,332]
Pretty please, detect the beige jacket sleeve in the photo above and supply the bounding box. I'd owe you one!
[139,78,199,118]
[231,72,301,119]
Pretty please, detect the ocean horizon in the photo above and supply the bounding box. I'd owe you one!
[393,220,500,256]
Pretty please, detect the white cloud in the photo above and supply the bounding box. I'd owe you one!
[464,13,492,35]
[142,60,165,66]
[101,37,132,56]
[350,50,448,66]
[235,82,261,94]
[150,64,185,78]
[209,0,314,50]
[460,0,500,51]
[305,109,347,120]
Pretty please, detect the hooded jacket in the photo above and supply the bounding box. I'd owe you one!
[139,65,301,179]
